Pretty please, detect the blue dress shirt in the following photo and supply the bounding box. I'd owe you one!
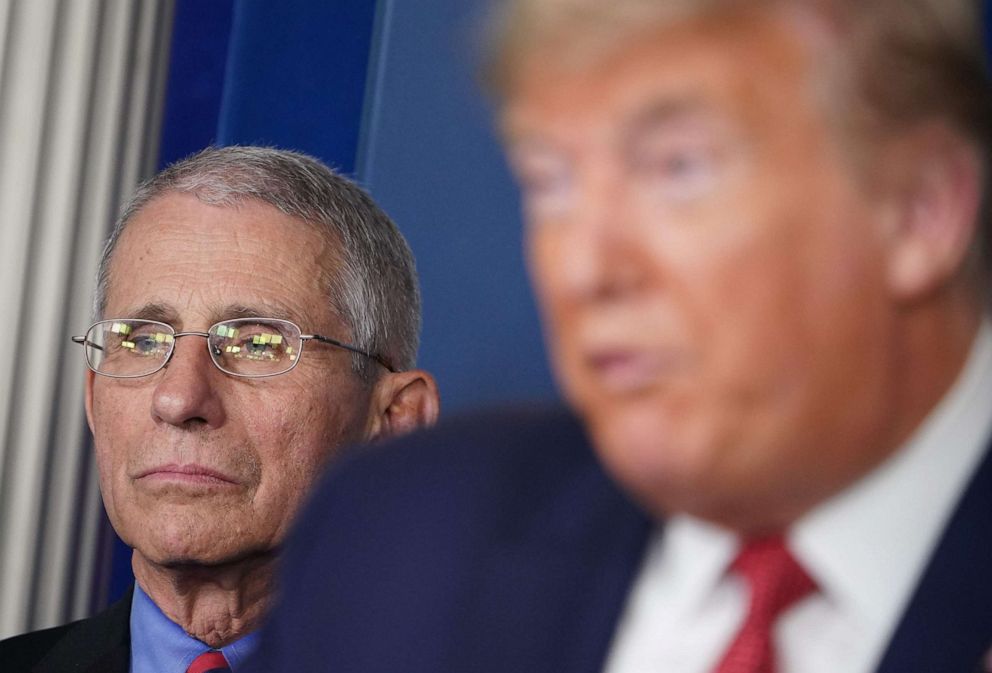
[130,583,259,672]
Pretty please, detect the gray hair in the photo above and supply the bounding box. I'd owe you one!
[94,146,421,380]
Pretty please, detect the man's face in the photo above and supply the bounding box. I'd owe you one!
[87,192,373,566]
[505,10,904,528]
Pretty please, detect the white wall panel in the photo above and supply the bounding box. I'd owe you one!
[0,0,173,639]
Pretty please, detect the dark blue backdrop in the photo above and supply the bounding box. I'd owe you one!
[356,0,556,410]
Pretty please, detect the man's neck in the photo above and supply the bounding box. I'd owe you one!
[132,551,276,648]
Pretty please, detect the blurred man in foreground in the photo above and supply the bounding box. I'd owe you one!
[249,1,991,671]
[0,146,439,673]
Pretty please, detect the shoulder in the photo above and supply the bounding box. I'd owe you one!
[286,403,642,571]
[305,405,597,527]
[0,590,132,673]
[0,622,77,672]
[253,406,650,673]
[330,404,592,487]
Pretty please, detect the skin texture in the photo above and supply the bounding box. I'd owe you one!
[503,8,982,533]
[85,192,439,645]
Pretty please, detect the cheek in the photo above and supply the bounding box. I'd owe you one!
[527,230,581,362]
[249,413,347,541]
[90,388,133,480]
[632,229,787,406]
[88,388,139,537]
[248,387,362,496]
[671,205,888,457]
[704,246,807,374]
[526,227,564,315]
[656,180,853,377]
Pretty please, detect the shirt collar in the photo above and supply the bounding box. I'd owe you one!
[791,318,992,641]
[130,582,260,673]
[636,516,738,624]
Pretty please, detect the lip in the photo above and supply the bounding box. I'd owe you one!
[584,347,681,394]
[135,463,239,486]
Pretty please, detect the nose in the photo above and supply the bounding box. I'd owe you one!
[151,335,226,429]
[537,165,647,303]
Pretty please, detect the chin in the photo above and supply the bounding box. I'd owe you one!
[140,538,222,566]
[586,403,733,519]
[131,517,241,566]
[142,542,250,568]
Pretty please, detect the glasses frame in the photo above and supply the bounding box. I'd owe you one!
[71,317,395,379]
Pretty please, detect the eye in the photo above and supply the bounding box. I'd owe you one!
[244,333,282,359]
[214,323,290,362]
[509,145,575,219]
[130,334,171,356]
[631,142,719,201]
[625,111,737,206]
[660,151,706,178]
[111,323,172,358]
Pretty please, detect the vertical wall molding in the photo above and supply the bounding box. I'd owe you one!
[0,0,174,639]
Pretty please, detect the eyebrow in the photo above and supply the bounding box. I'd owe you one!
[220,303,299,323]
[501,96,713,156]
[125,302,178,324]
[115,301,301,327]
[622,97,713,146]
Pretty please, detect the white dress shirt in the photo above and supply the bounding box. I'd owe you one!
[604,320,992,673]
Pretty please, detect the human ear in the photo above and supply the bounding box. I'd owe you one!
[366,369,440,441]
[881,123,982,302]
[84,369,97,436]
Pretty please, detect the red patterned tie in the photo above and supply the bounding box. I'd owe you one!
[712,536,815,673]
[186,650,231,673]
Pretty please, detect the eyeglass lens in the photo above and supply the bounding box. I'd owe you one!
[208,319,302,376]
[83,319,305,378]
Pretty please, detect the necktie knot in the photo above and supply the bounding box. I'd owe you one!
[186,650,231,673]
[731,536,815,624]
[713,535,816,673]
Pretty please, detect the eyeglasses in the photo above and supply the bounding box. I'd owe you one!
[72,318,395,378]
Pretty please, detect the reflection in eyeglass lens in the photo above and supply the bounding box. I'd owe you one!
[89,320,175,375]
[210,321,299,370]
[105,322,173,357]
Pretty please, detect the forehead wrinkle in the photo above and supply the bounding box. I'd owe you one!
[109,195,346,333]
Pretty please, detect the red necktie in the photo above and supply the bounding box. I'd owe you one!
[186,650,231,673]
[712,536,816,673]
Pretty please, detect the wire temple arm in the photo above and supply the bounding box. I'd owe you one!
[308,334,396,373]
[71,336,104,351]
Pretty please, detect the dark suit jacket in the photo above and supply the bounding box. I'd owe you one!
[0,588,132,673]
[246,407,992,673]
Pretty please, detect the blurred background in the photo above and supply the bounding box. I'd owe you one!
[0,0,557,639]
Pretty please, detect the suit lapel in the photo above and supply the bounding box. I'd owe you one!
[37,587,132,673]
[453,433,652,673]
[875,441,992,673]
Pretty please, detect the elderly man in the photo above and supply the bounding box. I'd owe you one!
[0,146,439,673]
[248,1,991,672]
